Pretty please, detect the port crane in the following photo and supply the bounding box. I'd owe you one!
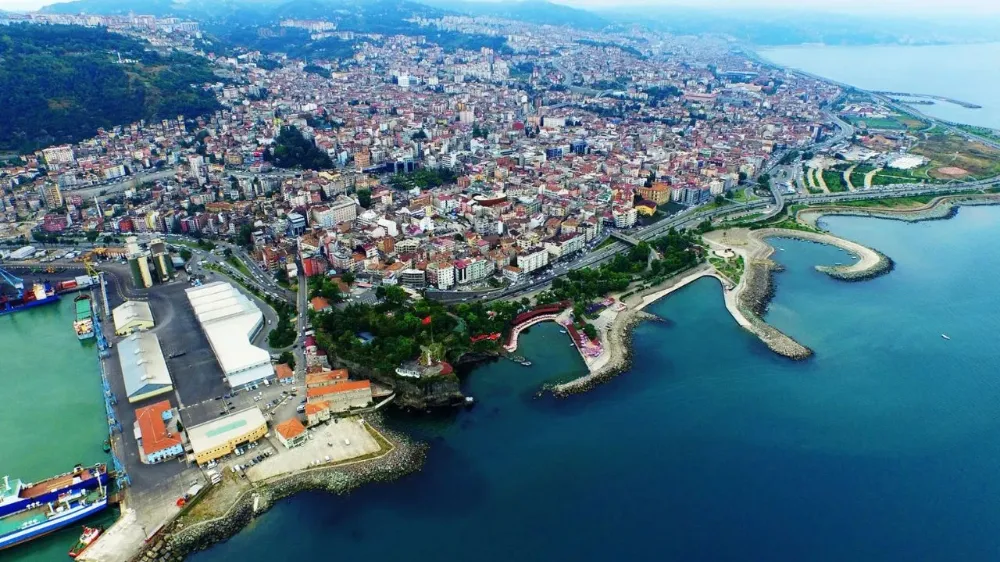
[0,266,25,299]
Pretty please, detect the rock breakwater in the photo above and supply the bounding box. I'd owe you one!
[552,310,659,396]
[133,416,426,562]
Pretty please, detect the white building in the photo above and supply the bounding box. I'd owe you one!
[186,282,273,389]
[41,145,75,167]
[613,207,638,229]
[516,247,549,274]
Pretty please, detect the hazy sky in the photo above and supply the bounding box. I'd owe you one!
[1,0,996,15]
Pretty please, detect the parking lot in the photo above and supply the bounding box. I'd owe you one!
[245,417,380,481]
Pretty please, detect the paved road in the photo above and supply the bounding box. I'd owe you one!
[473,176,999,304]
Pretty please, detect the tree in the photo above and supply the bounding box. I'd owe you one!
[85,230,100,243]
[582,323,598,340]
[268,126,333,170]
[357,188,372,209]
[236,223,254,248]
[180,248,192,261]
[278,350,296,370]
[223,248,233,258]
[342,272,356,285]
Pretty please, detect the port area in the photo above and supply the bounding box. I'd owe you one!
[69,264,389,562]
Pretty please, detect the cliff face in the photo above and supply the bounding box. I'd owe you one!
[388,375,465,410]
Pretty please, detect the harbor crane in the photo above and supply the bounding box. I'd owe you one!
[0,266,25,299]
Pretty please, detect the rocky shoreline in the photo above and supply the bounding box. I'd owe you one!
[797,193,1000,228]
[734,258,814,360]
[552,310,660,396]
[132,415,426,562]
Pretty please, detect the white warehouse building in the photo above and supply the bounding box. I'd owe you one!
[185,282,274,390]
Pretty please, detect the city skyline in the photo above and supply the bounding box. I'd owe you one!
[2,0,997,15]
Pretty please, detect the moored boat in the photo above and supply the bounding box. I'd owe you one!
[68,525,103,558]
[73,295,95,340]
[0,477,108,552]
[0,464,109,520]
[0,282,60,316]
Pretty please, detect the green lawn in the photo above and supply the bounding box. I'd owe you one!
[822,170,848,193]
[226,255,252,277]
[844,115,906,130]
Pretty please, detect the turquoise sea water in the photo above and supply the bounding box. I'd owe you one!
[0,296,113,562]
[759,43,1000,129]
[192,206,1000,561]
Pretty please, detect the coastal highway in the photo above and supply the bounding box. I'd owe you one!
[462,177,1000,304]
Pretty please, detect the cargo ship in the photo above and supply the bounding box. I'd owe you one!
[73,295,95,340]
[0,281,60,316]
[0,465,109,552]
[0,465,108,519]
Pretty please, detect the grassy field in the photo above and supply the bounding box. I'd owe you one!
[910,133,1000,179]
[710,255,744,284]
[827,195,937,208]
[956,124,1000,144]
[844,115,907,130]
[822,170,848,193]
[227,255,252,277]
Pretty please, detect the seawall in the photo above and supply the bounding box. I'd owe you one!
[796,193,1000,228]
[130,416,425,562]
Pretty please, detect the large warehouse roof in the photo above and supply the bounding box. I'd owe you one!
[118,332,173,402]
[112,300,154,332]
[187,407,267,457]
[185,282,272,386]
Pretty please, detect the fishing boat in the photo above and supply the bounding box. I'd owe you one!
[68,526,103,558]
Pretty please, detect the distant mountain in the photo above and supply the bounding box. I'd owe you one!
[0,23,221,152]
[44,0,444,25]
[420,0,607,30]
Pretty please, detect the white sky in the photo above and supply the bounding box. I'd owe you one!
[1,0,996,15]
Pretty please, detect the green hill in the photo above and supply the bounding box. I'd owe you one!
[0,24,221,153]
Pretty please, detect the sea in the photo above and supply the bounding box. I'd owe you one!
[188,205,1000,561]
[759,42,1000,129]
[0,296,114,562]
[8,43,1000,562]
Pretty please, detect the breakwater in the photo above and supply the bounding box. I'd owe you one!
[130,416,425,562]
[797,193,1000,228]
[552,310,659,396]
[734,258,813,360]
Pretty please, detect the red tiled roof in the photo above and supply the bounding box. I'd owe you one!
[275,363,294,381]
[305,369,348,387]
[275,417,306,440]
[135,400,181,456]
[306,380,371,399]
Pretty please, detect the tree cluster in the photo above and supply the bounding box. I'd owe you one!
[265,126,333,170]
[0,23,220,152]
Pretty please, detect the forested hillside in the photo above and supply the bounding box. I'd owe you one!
[0,24,221,152]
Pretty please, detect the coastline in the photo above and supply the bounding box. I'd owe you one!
[115,414,425,562]
[796,193,1000,228]
[553,222,900,396]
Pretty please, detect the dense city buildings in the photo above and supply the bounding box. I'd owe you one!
[0,11,842,297]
